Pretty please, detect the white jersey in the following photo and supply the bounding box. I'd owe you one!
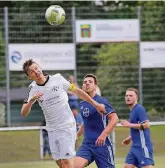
[24,73,76,131]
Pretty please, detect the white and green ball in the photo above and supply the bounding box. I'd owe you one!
[45,5,65,25]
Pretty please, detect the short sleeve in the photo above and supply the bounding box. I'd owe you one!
[58,74,72,92]
[136,106,148,123]
[101,98,116,116]
[24,84,34,103]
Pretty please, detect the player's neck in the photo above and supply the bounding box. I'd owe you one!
[88,91,96,98]
[36,75,48,85]
[129,103,137,110]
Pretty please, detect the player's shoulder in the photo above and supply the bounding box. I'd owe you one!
[28,81,36,89]
[51,73,62,79]
[26,81,36,93]
[79,100,86,105]
[134,104,146,112]
[95,94,109,103]
[51,73,67,81]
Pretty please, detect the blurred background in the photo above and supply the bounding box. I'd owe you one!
[0,1,165,167]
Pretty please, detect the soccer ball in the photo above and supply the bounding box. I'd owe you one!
[45,5,65,25]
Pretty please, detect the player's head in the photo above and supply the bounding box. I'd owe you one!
[82,74,97,94]
[125,88,138,106]
[23,59,43,80]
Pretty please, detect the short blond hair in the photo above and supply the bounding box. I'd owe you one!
[126,88,138,96]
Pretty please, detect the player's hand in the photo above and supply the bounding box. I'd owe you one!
[95,103,106,114]
[121,137,131,146]
[95,132,107,146]
[30,92,43,103]
[120,120,131,127]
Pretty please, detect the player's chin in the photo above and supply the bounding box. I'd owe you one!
[86,88,91,92]
[36,73,42,78]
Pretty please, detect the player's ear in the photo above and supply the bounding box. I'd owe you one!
[136,95,139,100]
[94,85,97,90]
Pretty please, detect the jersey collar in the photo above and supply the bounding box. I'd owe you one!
[36,75,49,86]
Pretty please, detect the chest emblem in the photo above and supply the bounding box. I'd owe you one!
[83,108,89,117]
[52,86,59,92]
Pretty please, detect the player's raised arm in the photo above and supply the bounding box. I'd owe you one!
[60,74,106,113]
[21,92,43,117]
[72,87,106,113]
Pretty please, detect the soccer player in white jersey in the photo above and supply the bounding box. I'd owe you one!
[21,59,106,168]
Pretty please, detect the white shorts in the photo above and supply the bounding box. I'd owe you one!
[48,124,77,160]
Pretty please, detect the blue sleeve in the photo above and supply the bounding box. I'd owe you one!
[101,98,116,116]
[136,106,148,123]
[76,114,83,124]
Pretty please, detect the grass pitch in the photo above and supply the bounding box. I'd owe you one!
[0,125,164,167]
[0,156,164,168]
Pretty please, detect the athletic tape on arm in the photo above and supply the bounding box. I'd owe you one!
[69,83,77,91]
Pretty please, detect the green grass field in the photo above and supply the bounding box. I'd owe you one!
[0,156,164,168]
[0,125,164,167]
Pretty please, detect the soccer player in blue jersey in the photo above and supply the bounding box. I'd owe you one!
[74,74,119,168]
[121,88,154,168]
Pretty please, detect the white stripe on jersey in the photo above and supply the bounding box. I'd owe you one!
[107,145,115,166]
[25,73,76,131]
[139,130,150,158]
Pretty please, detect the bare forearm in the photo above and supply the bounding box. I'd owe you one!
[21,102,33,117]
[129,122,150,130]
[73,88,98,107]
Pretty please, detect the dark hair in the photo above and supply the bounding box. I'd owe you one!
[23,59,36,76]
[84,74,98,84]
[126,88,138,96]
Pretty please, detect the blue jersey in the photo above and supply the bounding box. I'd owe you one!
[130,104,153,149]
[80,94,115,144]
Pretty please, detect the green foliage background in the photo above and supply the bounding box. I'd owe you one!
[0,1,165,120]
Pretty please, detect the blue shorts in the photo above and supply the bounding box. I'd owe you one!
[125,146,154,168]
[76,141,115,168]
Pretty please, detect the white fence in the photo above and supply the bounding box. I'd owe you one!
[0,121,164,159]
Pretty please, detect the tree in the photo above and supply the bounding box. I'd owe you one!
[95,43,138,118]
[94,42,165,119]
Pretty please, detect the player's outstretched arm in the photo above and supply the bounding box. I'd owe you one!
[72,87,106,113]
[21,92,43,117]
